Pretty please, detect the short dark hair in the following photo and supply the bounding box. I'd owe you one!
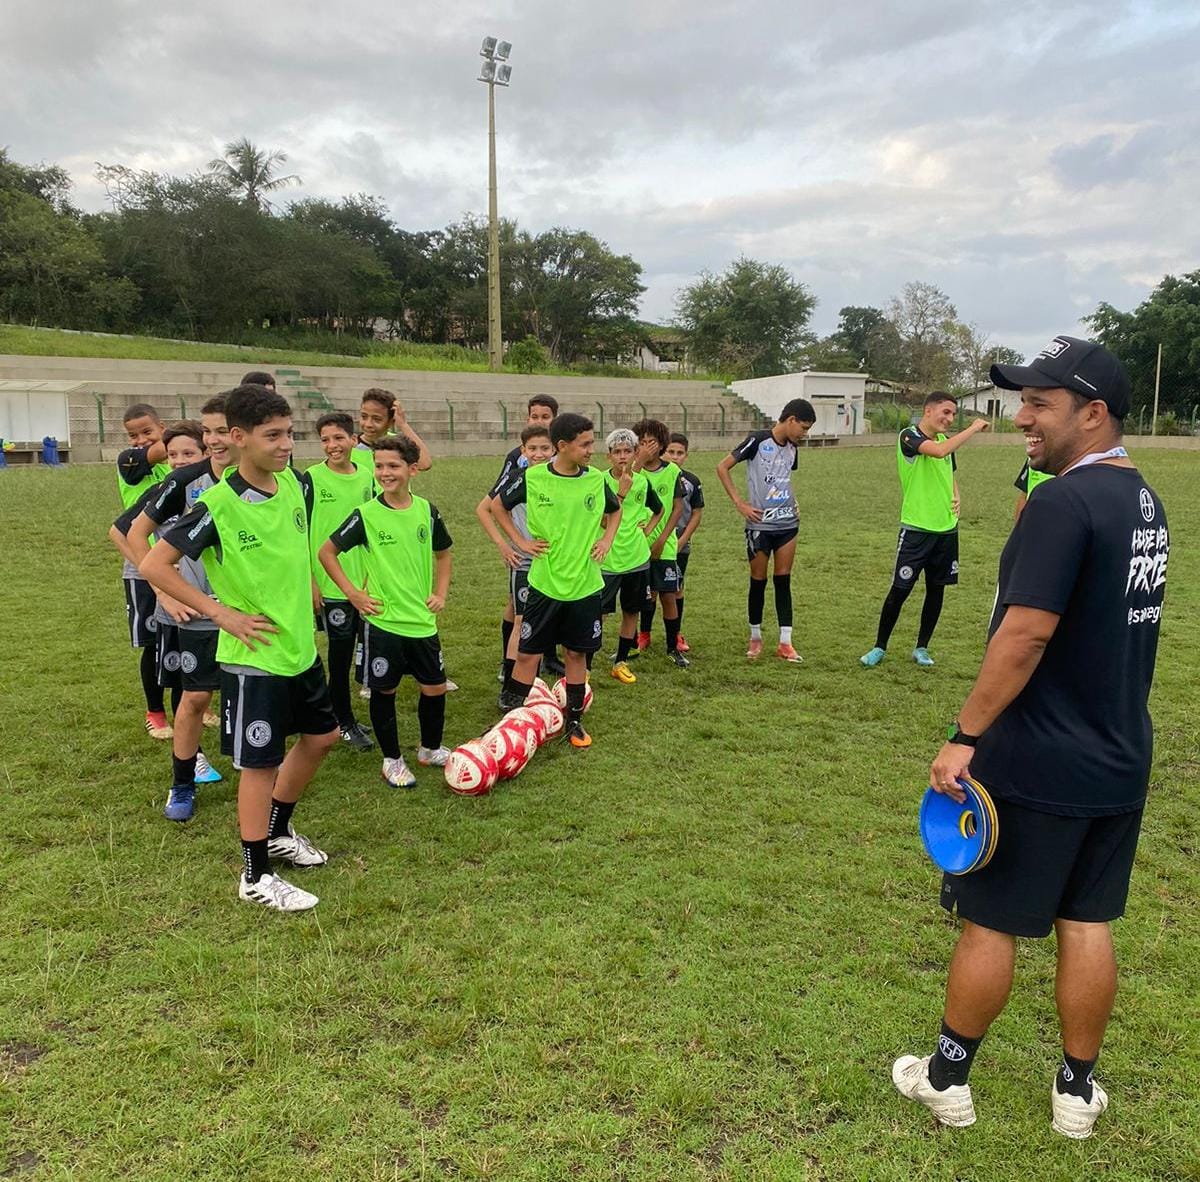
[372,435,420,465]
[924,391,957,409]
[632,418,670,451]
[226,384,292,431]
[361,388,396,415]
[200,393,229,417]
[550,412,593,448]
[241,371,275,388]
[668,432,689,450]
[520,424,551,445]
[780,398,816,424]
[316,411,356,436]
[162,420,205,450]
[123,402,161,424]
[528,395,558,416]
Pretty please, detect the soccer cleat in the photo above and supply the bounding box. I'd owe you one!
[202,709,220,729]
[777,643,803,664]
[238,872,319,912]
[418,746,452,767]
[145,711,172,740]
[913,646,936,667]
[635,631,652,652]
[611,661,637,685]
[497,688,527,712]
[669,650,691,668]
[891,1055,976,1127]
[444,679,459,692]
[496,662,506,683]
[382,755,418,788]
[163,784,196,822]
[675,634,690,653]
[746,637,763,660]
[341,722,375,752]
[564,720,592,749]
[861,646,887,667]
[266,826,328,867]
[193,751,222,783]
[1051,1079,1109,1139]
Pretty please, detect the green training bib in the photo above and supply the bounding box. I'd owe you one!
[306,460,374,597]
[526,464,607,601]
[353,496,438,639]
[642,461,681,559]
[602,469,652,574]
[897,432,956,533]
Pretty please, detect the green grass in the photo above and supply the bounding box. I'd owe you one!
[1,448,1197,1180]
[0,325,726,383]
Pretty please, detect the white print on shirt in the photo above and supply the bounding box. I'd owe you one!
[1125,500,1168,625]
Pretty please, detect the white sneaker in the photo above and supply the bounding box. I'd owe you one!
[238,872,318,912]
[382,755,417,788]
[418,745,452,767]
[266,826,328,867]
[891,1054,976,1127]
[1051,1079,1109,1139]
[444,679,459,692]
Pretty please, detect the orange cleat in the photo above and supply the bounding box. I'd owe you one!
[746,638,763,660]
[776,643,804,664]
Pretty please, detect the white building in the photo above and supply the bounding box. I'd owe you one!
[958,384,1021,420]
[729,371,868,436]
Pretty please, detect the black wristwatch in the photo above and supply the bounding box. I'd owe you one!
[946,723,980,747]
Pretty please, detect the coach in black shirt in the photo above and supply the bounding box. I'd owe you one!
[891,337,1169,1139]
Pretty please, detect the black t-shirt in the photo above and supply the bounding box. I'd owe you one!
[116,446,156,487]
[145,458,219,524]
[488,446,524,497]
[113,483,162,535]
[332,495,452,553]
[970,465,1169,816]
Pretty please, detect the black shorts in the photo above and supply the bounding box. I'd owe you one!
[649,558,681,594]
[518,587,603,654]
[509,568,532,616]
[601,568,649,616]
[359,621,446,689]
[676,549,691,590]
[317,599,360,641]
[157,624,220,692]
[939,797,1144,938]
[894,527,959,588]
[219,659,338,770]
[124,577,159,649]
[745,528,798,560]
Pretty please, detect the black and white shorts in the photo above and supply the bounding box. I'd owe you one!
[518,588,603,655]
[648,558,681,594]
[745,528,798,560]
[601,567,649,616]
[124,577,159,649]
[157,624,220,692]
[893,526,959,588]
[358,621,446,690]
[676,549,691,590]
[509,568,532,615]
[317,599,360,641]
[219,659,338,770]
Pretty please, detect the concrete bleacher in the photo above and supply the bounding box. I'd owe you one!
[0,355,769,462]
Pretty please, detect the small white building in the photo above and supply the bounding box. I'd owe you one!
[729,371,868,435]
[958,384,1021,420]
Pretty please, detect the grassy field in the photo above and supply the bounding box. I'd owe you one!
[1,446,1197,1181]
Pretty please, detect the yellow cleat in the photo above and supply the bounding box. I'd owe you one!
[610,661,637,685]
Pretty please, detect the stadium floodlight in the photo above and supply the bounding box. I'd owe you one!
[478,58,497,83]
[476,35,514,371]
[495,64,512,86]
[494,40,511,60]
[480,36,497,57]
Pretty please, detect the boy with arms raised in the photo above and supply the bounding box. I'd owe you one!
[319,436,453,788]
[299,412,376,752]
[142,385,340,913]
[492,413,622,747]
[716,398,815,663]
[354,388,432,471]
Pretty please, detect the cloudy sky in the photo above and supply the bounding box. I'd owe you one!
[5,0,1198,354]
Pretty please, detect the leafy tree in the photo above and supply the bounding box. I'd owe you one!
[886,281,958,390]
[208,138,300,210]
[674,257,816,378]
[505,335,550,373]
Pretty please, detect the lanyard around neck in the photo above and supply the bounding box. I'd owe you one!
[1060,446,1128,476]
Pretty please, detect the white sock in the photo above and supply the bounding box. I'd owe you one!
[780,626,793,645]
[750,624,762,641]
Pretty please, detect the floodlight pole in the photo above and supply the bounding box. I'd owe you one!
[1151,341,1162,435]
[486,79,502,372]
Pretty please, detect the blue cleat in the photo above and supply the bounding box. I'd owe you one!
[194,751,222,784]
[164,784,196,822]
[912,647,935,667]
[860,646,887,668]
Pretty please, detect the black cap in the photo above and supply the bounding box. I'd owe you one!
[990,336,1131,419]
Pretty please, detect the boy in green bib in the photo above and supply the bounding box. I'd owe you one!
[300,412,376,752]
[861,392,990,669]
[318,435,453,789]
[1013,460,1054,520]
[492,413,622,748]
[142,384,340,914]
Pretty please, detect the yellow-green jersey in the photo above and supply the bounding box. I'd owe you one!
[640,460,684,559]
[301,461,375,598]
[602,469,662,574]
[897,427,957,533]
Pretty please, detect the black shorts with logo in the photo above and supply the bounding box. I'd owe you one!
[676,549,691,590]
[220,659,338,770]
[745,528,798,561]
[509,568,532,616]
[518,587,603,654]
[124,577,159,649]
[601,568,649,616]
[157,624,220,692]
[939,797,1144,938]
[893,526,959,588]
[649,558,681,594]
[317,599,360,641]
[358,621,446,689]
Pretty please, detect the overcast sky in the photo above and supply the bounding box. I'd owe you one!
[5,0,1198,355]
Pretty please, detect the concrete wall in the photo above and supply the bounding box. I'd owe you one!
[731,371,868,433]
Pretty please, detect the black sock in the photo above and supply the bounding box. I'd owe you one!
[500,617,514,662]
[369,690,401,759]
[141,647,164,713]
[928,1020,983,1090]
[504,676,532,704]
[502,657,515,682]
[917,582,945,649]
[616,635,634,663]
[1056,1053,1096,1103]
[565,682,586,727]
[773,574,793,629]
[242,838,271,884]
[874,584,912,650]
[172,753,197,785]
[169,686,182,716]
[267,798,296,840]
[664,616,680,653]
[748,577,767,627]
[417,693,445,749]
[327,632,356,727]
[585,649,595,671]
[676,597,685,630]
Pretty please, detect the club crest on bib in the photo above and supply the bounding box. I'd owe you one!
[293,508,305,532]
[584,493,597,512]
[417,524,429,543]
[246,720,273,748]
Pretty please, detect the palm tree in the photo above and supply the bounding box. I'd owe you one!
[208,138,300,209]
